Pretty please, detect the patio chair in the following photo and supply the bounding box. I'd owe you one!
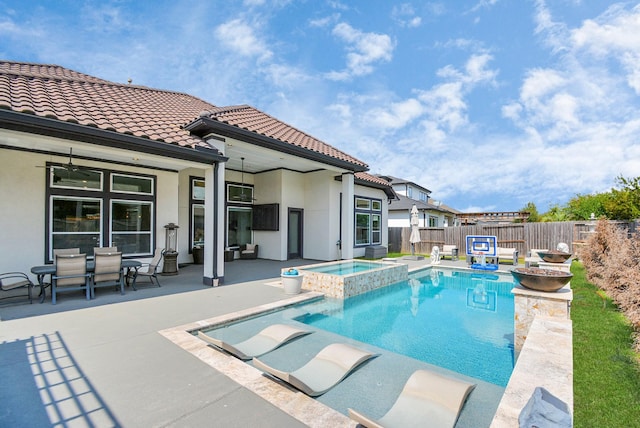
[348,369,476,428]
[53,247,80,257]
[0,271,35,304]
[129,248,163,290]
[253,343,378,397]
[52,253,91,304]
[198,324,312,360]
[94,246,118,256]
[239,244,258,259]
[91,252,124,298]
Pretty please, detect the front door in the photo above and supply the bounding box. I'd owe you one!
[288,208,303,259]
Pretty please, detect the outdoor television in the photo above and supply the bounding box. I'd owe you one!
[252,203,279,231]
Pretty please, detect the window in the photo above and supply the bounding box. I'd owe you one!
[372,214,381,244]
[419,191,428,202]
[190,178,205,250]
[111,174,153,194]
[407,186,413,198]
[227,206,252,247]
[354,196,383,247]
[47,166,155,261]
[227,184,253,204]
[429,216,438,227]
[51,196,102,253]
[111,200,152,255]
[51,167,102,190]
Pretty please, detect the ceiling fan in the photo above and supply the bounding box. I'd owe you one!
[37,148,89,176]
[231,157,256,202]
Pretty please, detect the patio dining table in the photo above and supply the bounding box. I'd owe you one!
[31,259,142,303]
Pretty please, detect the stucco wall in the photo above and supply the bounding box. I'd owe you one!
[0,141,183,276]
[0,149,47,275]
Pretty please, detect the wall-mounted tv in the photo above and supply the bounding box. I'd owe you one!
[252,203,279,231]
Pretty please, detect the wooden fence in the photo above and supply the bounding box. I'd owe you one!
[388,221,636,257]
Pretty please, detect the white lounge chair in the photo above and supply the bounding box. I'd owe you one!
[348,369,476,428]
[198,324,311,360]
[253,343,377,396]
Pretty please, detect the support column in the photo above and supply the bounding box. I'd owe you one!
[341,172,354,260]
[203,135,226,286]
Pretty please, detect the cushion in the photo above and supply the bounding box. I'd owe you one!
[245,244,256,251]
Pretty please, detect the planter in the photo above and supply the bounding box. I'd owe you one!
[192,247,204,264]
[537,250,572,263]
[281,271,303,294]
[511,267,573,292]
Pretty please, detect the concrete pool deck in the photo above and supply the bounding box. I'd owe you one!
[0,257,569,427]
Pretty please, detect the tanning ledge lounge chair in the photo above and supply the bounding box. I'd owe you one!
[198,324,311,360]
[348,369,476,428]
[253,343,378,397]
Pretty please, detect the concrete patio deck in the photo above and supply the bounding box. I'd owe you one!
[0,256,513,427]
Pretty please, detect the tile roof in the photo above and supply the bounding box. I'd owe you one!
[0,61,215,148]
[0,61,372,171]
[203,105,368,168]
[355,172,394,187]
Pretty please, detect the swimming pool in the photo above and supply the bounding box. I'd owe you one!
[295,268,515,386]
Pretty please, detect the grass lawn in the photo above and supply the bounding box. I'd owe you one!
[571,262,640,427]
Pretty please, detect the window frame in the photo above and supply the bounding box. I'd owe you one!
[46,164,156,262]
[190,177,206,252]
[353,195,383,247]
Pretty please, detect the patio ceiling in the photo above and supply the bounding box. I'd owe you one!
[222,141,349,175]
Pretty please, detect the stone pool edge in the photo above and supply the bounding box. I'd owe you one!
[157,291,357,428]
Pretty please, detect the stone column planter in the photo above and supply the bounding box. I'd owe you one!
[281,269,304,294]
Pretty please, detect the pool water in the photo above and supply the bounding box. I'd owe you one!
[300,260,388,276]
[295,268,515,386]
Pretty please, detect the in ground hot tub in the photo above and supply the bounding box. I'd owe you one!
[295,260,407,298]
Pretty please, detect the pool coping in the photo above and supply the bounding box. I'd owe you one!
[158,291,357,428]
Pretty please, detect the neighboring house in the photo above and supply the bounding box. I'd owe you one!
[0,61,394,285]
[376,175,459,227]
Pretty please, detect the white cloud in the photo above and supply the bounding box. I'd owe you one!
[570,3,640,94]
[392,4,422,28]
[326,22,395,80]
[214,19,273,62]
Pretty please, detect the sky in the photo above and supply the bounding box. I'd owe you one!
[1,1,639,213]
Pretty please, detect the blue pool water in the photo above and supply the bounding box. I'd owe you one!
[295,268,515,386]
[301,260,387,275]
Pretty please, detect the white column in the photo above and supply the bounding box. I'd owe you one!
[341,172,355,260]
[203,135,226,285]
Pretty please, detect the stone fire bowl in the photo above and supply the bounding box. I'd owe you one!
[537,251,572,263]
[511,268,573,292]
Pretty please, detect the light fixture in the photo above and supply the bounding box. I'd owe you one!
[232,157,256,202]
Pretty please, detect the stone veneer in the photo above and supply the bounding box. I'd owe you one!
[513,283,572,355]
[294,260,408,299]
[491,269,573,427]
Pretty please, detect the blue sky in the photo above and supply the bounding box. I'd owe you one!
[2,1,639,213]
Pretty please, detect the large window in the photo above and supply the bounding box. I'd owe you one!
[47,165,155,261]
[190,178,205,250]
[51,196,102,252]
[354,196,382,246]
[111,200,153,255]
[227,207,252,247]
